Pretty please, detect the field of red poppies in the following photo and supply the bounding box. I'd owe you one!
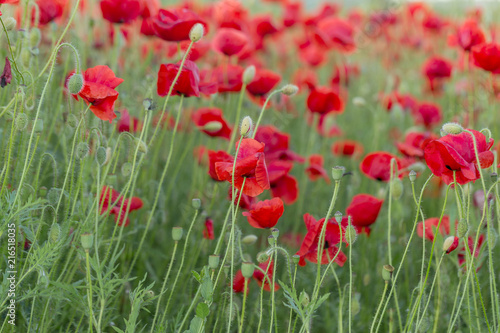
[1,0,500,332]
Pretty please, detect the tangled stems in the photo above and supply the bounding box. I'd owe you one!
[0,17,25,84]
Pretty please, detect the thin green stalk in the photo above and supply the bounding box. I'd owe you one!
[239,278,249,333]
[371,283,389,333]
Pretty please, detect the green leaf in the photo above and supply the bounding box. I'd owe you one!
[192,270,201,282]
[196,302,209,319]
[189,316,204,333]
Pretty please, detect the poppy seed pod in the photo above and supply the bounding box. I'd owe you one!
[271,228,279,239]
[292,254,300,265]
[344,224,357,245]
[81,233,94,251]
[34,119,43,134]
[192,198,201,209]
[331,166,345,181]
[241,262,255,278]
[243,65,256,85]
[409,170,417,182]
[172,226,183,241]
[242,235,258,245]
[189,23,204,42]
[281,84,299,96]
[68,73,84,95]
[443,236,459,254]
[14,113,28,131]
[143,98,153,111]
[240,116,253,137]
[202,121,223,133]
[76,142,90,160]
[121,162,132,176]
[457,219,469,238]
[209,255,220,269]
[382,264,394,282]
[491,173,498,182]
[441,122,463,135]
[268,235,276,246]
[49,223,61,243]
[4,17,16,31]
[334,211,343,223]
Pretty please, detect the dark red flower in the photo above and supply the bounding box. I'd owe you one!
[417,216,451,241]
[471,43,500,73]
[210,64,243,93]
[203,218,214,240]
[458,234,485,267]
[117,109,140,133]
[307,87,344,115]
[456,19,485,52]
[253,259,280,292]
[99,186,143,227]
[267,160,299,205]
[157,60,216,98]
[73,66,124,123]
[100,0,141,24]
[233,270,247,293]
[331,140,364,158]
[424,129,494,185]
[207,150,233,181]
[242,197,284,229]
[34,0,65,26]
[305,154,330,183]
[343,194,384,236]
[152,8,207,42]
[192,107,232,140]
[215,139,270,197]
[412,102,442,129]
[246,68,281,96]
[360,152,402,182]
[296,213,347,267]
[212,28,249,57]
[422,56,452,91]
[1,57,12,88]
[396,131,437,158]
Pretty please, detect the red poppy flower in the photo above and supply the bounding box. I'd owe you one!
[396,131,437,158]
[203,218,214,240]
[1,57,12,88]
[192,107,232,140]
[458,234,485,267]
[344,194,384,236]
[73,65,124,123]
[253,15,279,38]
[242,197,284,229]
[471,43,500,73]
[307,87,344,115]
[422,12,447,33]
[100,0,141,24]
[305,154,330,183]
[34,0,65,26]
[232,270,247,293]
[424,129,494,185]
[422,56,452,90]
[246,68,281,96]
[215,139,270,197]
[445,236,460,254]
[212,28,249,57]
[412,102,442,129]
[331,64,360,86]
[315,17,356,52]
[331,140,364,158]
[117,109,140,133]
[157,60,216,98]
[99,186,143,227]
[254,125,304,163]
[210,64,243,93]
[267,161,299,205]
[456,19,485,52]
[296,213,347,267]
[229,188,255,210]
[283,1,302,27]
[253,259,280,291]
[152,8,207,42]
[360,152,402,182]
[417,216,451,241]
[0,0,19,4]
[299,44,326,67]
[207,150,233,181]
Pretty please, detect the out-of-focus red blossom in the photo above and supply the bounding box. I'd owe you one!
[342,194,384,236]
[316,116,343,138]
[360,152,402,182]
[331,140,364,158]
[100,0,141,24]
[456,19,485,51]
[33,0,66,26]
[305,154,330,183]
[412,102,442,128]
[117,109,140,133]
[152,8,207,42]
[299,44,326,67]
[305,3,339,26]
[242,197,284,229]
[267,161,299,205]
[417,216,451,241]
[422,12,447,33]
[422,56,452,92]
[0,0,19,4]
[252,14,279,38]
[396,131,437,158]
[212,28,249,57]
[233,259,279,293]
[192,107,232,140]
[193,145,208,165]
[73,66,124,123]
[331,64,360,86]
[1,57,12,88]
[445,236,460,254]
[296,213,347,267]
[315,17,356,52]
[458,234,485,267]
[473,190,494,212]
[208,150,232,181]
[246,68,281,96]
[213,0,248,29]
[99,186,143,227]
[215,139,270,197]
[211,64,243,93]
[424,129,494,185]
[157,60,216,98]
[255,125,304,163]
[283,1,302,27]
[307,87,344,115]
[471,43,500,73]
[293,68,318,91]
[203,218,214,240]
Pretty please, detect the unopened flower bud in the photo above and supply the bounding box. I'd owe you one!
[209,254,220,269]
[68,73,84,95]
[242,235,258,245]
[135,139,148,154]
[121,162,132,177]
[47,188,59,206]
[271,228,279,239]
[334,211,342,223]
[241,262,254,278]
[67,114,78,128]
[344,223,357,245]
[172,226,183,241]
[96,147,107,166]
[409,170,417,182]
[382,264,394,282]
[192,198,201,209]
[257,252,269,263]
[441,122,463,136]
[268,235,276,246]
[29,28,41,48]
[331,166,345,181]
[243,65,256,85]
[81,232,94,251]
[34,119,43,134]
[49,223,61,243]
[299,291,310,307]
[145,290,155,300]
[4,17,16,31]
[240,116,253,137]
[457,219,468,238]
[491,173,498,182]
[352,96,366,107]
[15,113,28,131]
[21,48,31,67]
[189,23,204,42]
[202,121,223,133]
[39,186,47,197]
[390,178,403,199]
[443,236,459,254]
[143,98,153,111]
[76,142,89,160]
[281,84,299,96]
[292,254,300,265]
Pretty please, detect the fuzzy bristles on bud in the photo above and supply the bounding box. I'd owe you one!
[49,223,61,243]
[240,116,253,137]
[257,252,269,263]
[96,147,107,166]
[121,162,132,176]
[189,23,204,42]
[409,170,417,182]
[443,236,459,254]
[241,262,255,279]
[76,142,90,160]
[344,223,357,245]
[15,113,28,131]
[243,65,256,85]
[68,73,84,95]
[334,211,343,223]
[299,291,310,307]
[135,139,148,154]
[4,17,16,31]
[457,219,469,238]
[209,255,220,269]
[281,84,299,96]
[441,122,463,136]
[242,235,258,245]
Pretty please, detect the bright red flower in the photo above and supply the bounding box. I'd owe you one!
[458,234,485,267]
[192,107,232,140]
[212,28,249,57]
[424,129,494,185]
[253,15,279,38]
[207,150,233,181]
[422,56,452,91]
[157,60,216,98]
[246,68,281,96]
[307,87,344,115]
[117,109,140,133]
[254,125,304,163]
[445,236,460,254]
[215,139,270,197]
[417,216,451,241]
[211,64,244,93]
[456,19,485,51]
[360,152,402,182]
[315,17,356,52]
[471,43,500,73]
[99,186,143,227]
[242,197,284,229]
[203,218,214,240]
[331,140,364,158]
[253,259,280,292]
[344,194,384,236]
[267,160,299,205]
[152,8,207,42]
[412,102,442,129]
[296,213,347,267]
[305,154,330,183]
[100,0,141,24]
[34,0,66,26]
[73,66,124,123]
[396,131,437,158]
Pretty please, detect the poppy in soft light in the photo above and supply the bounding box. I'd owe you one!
[203,218,214,240]
[242,197,284,229]
[246,68,281,96]
[100,0,141,24]
[343,194,384,236]
[471,43,500,73]
[157,60,216,98]
[152,8,207,42]
[456,19,485,52]
[212,28,249,57]
[305,154,330,183]
[307,87,344,115]
[99,186,143,227]
[117,109,140,133]
[412,102,442,129]
[192,107,232,140]
[417,216,451,241]
[331,140,364,158]
[360,152,401,182]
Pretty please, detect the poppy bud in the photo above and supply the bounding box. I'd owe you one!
[344,223,357,245]
[96,147,107,166]
[4,17,16,31]
[409,170,417,183]
[67,73,84,95]
[257,252,269,263]
[491,173,498,182]
[271,228,279,239]
[390,178,403,199]
[351,294,361,316]
[172,226,183,241]
[189,23,204,42]
[334,211,342,223]
[202,121,223,133]
[121,162,132,176]
[76,142,89,160]
[39,186,47,197]
[241,262,254,279]
[47,188,59,206]
[331,166,345,181]
[34,119,43,134]
[268,235,276,246]
[352,96,366,107]
[292,254,300,265]
[281,84,299,96]
[30,28,41,48]
[457,219,469,238]
[15,113,28,131]
[145,290,155,300]
[49,223,61,243]
[441,122,463,136]
[192,198,201,209]
[443,236,459,254]
[21,48,31,67]
[67,114,79,128]
[240,116,253,137]
[81,232,94,251]
[135,139,148,154]
[209,254,220,269]
[382,264,394,282]
[417,317,430,333]
[143,98,154,111]
[243,65,256,85]
[299,291,310,307]
[488,229,497,250]
[242,235,258,245]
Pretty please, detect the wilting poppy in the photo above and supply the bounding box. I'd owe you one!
[305,154,330,183]
[471,43,500,73]
[157,60,216,98]
[344,194,384,236]
[99,186,143,227]
[100,0,141,24]
[417,216,451,241]
[424,129,494,185]
[212,28,249,57]
[246,68,281,96]
[360,152,402,182]
[152,8,207,42]
[192,107,232,140]
[242,197,284,229]
[203,218,214,240]
[1,57,12,88]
